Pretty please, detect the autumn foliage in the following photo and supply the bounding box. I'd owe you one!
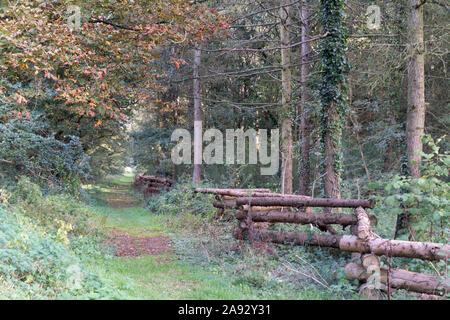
[0,0,229,121]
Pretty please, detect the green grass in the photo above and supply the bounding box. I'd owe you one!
[83,174,355,300]
[86,207,278,299]
[86,253,273,299]
[82,175,266,299]
[94,205,166,236]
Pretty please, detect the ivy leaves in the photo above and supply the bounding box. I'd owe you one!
[318,0,349,182]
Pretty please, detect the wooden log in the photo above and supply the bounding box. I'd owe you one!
[220,191,276,197]
[358,283,385,300]
[222,195,237,200]
[361,254,380,269]
[235,229,449,261]
[235,197,375,209]
[234,189,272,192]
[415,293,447,300]
[350,228,363,262]
[359,254,382,299]
[213,200,236,209]
[355,206,373,240]
[134,176,146,187]
[345,262,449,296]
[339,236,450,261]
[214,196,289,211]
[140,175,174,185]
[144,187,162,193]
[146,181,169,188]
[386,269,449,296]
[235,210,359,227]
[195,188,313,199]
[194,188,271,196]
[252,193,312,198]
[213,200,278,221]
[242,205,288,212]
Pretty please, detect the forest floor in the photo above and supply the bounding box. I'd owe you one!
[84,175,283,299]
[83,174,358,300]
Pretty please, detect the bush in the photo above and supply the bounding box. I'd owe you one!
[146,180,216,216]
[9,177,99,239]
[9,176,43,204]
[0,207,120,299]
[371,135,449,243]
[0,111,90,192]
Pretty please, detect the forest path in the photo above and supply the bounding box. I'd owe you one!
[103,181,173,258]
[105,183,141,208]
[86,175,199,299]
[87,174,333,299]
[87,174,252,299]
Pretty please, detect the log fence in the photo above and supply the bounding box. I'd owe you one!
[195,187,449,299]
[134,174,174,198]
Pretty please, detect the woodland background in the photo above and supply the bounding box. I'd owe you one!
[0,0,448,299]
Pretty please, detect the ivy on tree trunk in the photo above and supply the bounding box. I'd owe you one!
[319,0,349,199]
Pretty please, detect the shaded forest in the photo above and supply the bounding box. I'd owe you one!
[0,0,448,301]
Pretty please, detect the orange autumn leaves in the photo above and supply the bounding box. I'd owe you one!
[0,0,229,126]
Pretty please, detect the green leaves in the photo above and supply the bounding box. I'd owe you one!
[319,0,349,181]
[376,135,449,243]
[0,110,90,188]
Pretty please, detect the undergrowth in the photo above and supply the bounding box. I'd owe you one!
[0,178,127,299]
[146,180,216,217]
[163,212,359,299]
[147,176,448,300]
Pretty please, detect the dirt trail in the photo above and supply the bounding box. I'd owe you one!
[105,184,172,258]
[106,185,141,208]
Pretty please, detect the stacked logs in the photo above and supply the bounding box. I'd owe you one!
[230,195,449,299]
[194,188,273,220]
[134,175,174,198]
[194,188,311,221]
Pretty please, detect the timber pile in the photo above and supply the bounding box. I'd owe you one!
[194,187,312,220]
[134,175,174,198]
[229,194,449,299]
[194,187,273,220]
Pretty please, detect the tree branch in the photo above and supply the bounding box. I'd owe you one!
[89,19,137,31]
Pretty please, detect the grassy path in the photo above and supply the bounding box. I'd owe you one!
[84,175,261,299]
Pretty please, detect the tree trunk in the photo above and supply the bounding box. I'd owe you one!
[192,43,202,184]
[213,200,287,212]
[194,188,272,197]
[323,103,341,200]
[213,200,236,209]
[236,229,450,261]
[235,196,374,208]
[319,0,348,203]
[345,262,449,296]
[139,176,174,184]
[406,0,425,178]
[280,0,293,194]
[299,0,312,196]
[145,181,169,188]
[172,163,178,182]
[235,209,360,227]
